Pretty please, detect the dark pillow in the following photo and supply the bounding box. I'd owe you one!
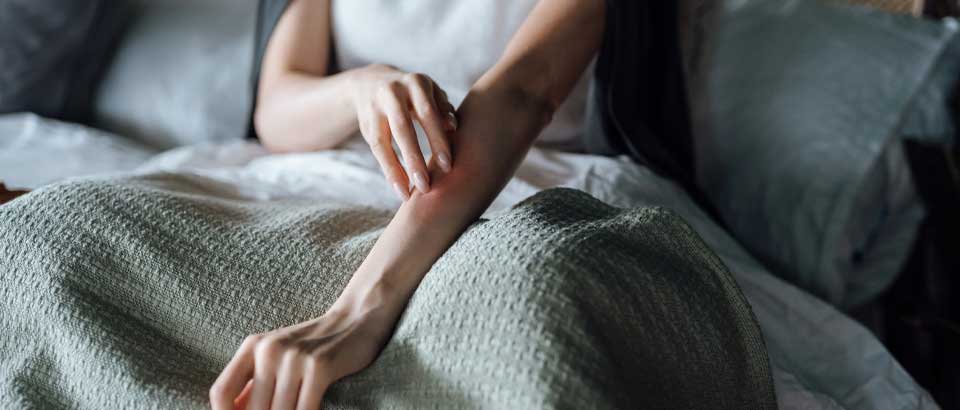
[687,0,960,309]
[0,1,130,123]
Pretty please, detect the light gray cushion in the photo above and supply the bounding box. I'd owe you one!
[0,1,130,122]
[689,0,960,308]
[92,0,257,149]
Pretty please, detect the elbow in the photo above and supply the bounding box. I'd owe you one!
[253,108,286,154]
[253,83,347,154]
[253,79,304,154]
[252,104,282,153]
[253,97,304,154]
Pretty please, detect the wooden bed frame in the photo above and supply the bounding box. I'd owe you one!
[842,0,960,16]
[844,0,925,14]
[0,183,28,205]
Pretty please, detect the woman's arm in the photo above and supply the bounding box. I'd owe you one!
[211,1,605,409]
[340,0,608,311]
[255,0,458,197]
[253,0,348,152]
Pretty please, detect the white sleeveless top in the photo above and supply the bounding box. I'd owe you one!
[331,0,591,151]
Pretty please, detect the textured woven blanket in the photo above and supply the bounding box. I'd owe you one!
[0,174,775,409]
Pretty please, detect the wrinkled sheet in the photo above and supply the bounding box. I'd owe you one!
[0,113,939,409]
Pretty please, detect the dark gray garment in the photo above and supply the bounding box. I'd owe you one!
[0,0,130,123]
[246,0,292,141]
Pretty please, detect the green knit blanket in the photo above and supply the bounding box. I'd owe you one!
[0,173,775,409]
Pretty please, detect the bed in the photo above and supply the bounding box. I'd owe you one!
[0,112,937,409]
[0,0,948,408]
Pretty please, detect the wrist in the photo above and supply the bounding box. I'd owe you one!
[331,269,408,317]
[347,63,397,108]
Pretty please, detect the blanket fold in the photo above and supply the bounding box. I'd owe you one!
[0,174,774,409]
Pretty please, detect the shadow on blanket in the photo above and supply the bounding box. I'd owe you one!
[0,173,776,409]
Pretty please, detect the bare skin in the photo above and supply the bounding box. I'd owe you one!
[209,1,605,409]
[251,0,456,198]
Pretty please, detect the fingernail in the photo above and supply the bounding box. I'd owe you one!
[412,171,430,193]
[393,182,410,201]
[446,112,458,130]
[437,152,452,172]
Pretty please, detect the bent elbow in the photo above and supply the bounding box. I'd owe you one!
[252,105,282,154]
[252,104,272,145]
[252,100,299,154]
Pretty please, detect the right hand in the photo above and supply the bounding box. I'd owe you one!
[350,64,458,200]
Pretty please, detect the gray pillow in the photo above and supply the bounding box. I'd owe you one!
[0,0,130,122]
[689,0,959,309]
[92,0,257,149]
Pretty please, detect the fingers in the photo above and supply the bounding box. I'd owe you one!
[235,381,253,410]
[435,87,458,132]
[248,337,283,410]
[361,111,411,201]
[295,359,330,410]
[210,335,259,410]
[211,330,347,410]
[270,352,305,410]
[378,82,431,194]
[405,73,454,173]
[358,70,458,200]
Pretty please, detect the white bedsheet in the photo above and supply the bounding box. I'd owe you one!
[0,113,939,409]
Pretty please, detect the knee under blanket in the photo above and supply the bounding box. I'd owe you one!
[0,174,775,409]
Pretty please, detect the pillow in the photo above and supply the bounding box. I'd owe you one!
[0,0,130,122]
[689,0,960,309]
[92,0,257,149]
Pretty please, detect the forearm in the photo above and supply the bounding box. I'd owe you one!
[334,0,605,312]
[254,69,364,153]
[335,81,549,311]
[213,3,605,408]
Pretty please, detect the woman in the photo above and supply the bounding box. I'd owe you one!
[210,1,689,409]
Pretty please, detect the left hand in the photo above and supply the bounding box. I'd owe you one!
[209,290,402,410]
